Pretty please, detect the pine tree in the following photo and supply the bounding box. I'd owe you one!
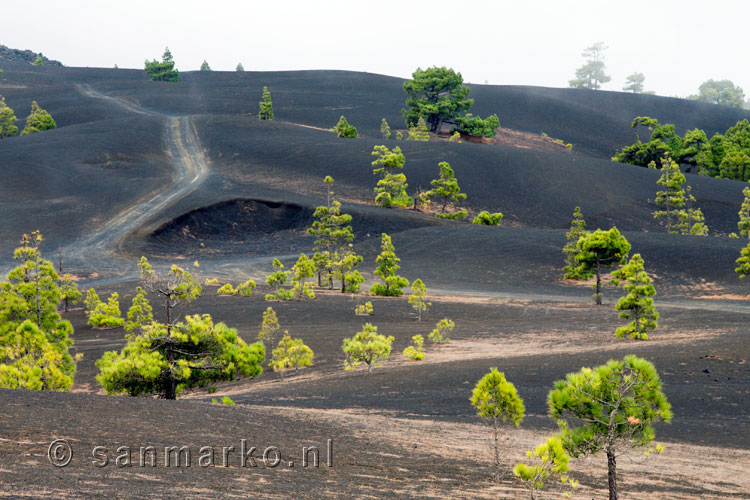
[370,233,409,296]
[425,161,467,218]
[258,306,281,348]
[86,291,124,328]
[514,437,576,500]
[611,254,658,340]
[97,314,265,399]
[20,101,56,135]
[0,232,77,391]
[428,318,454,343]
[124,287,153,334]
[236,62,244,72]
[265,258,293,301]
[270,332,314,377]
[291,254,316,299]
[200,60,212,71]
[548,356,672,500]
[258,86,274,120]
[371,145,411,207]
[380,117,391,139]
[0,96,18,138]
[402,334,425,360]
[307,177,355,288]
[331,115,357,138]
[472,211,503,225]
[406,116,430,141]
[622,72,646,93]
[562,206,590,279]
[573,228,631,305]
[408,278,430,321]
[470,368,525,482]
[342,323,394,374]
[652,156,686,233]
[652,157,708,235]
[144,47,179,82]
[568,42,611,90]
[738,186,750,241]
[334,244,363,293]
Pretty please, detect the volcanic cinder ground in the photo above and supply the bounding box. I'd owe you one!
[1,60,749,499]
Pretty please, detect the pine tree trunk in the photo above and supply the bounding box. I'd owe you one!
[596,259,602,305]
[492,416,500,482]
[165,342,177,400]
[634,306,641,338]
[607,445,618,500]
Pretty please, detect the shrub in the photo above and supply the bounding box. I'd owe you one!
[428,318,454,343]
[472,211,503,226]
[355,301,374,316]
[342,323,394,374]
[270,332,314,377]
[331,115,357,138]
[402,334,425,360]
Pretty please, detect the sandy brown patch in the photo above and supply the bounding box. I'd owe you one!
[254,405,750,500]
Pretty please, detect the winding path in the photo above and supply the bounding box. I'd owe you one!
[65,85,209,271]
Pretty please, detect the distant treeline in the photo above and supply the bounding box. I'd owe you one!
[613,116,750,181]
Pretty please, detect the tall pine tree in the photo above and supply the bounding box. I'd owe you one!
[611,254,658,340]
[563,206,590,279]
[258,86,274,120]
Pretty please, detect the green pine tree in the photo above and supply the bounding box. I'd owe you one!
[331,115,357,138]
[144,47,179,82]
[258,86,274,120]
[425,161,467,219]
[370,233,409,296]
[380,117,391,139]
[563,206,590,279]
[573,228,631,305]
[200,60,212,71]
[20,101,56,136]
[0,232,77,391]
[371,145,411,207]
[0,96,18,138]
[470,368,525,482]
[738,186,750,241]
[548,356,672,500]
[307,177,355,289]
[611,254,658,340]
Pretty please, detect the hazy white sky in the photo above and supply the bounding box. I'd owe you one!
[3,0,749,97]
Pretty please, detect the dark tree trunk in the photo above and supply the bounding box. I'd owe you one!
[317,271,322,287]
[607,446,618,500]
[165,342,177,400]
[595,258,602,305]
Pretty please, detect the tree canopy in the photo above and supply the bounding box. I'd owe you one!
[20,101,56,136]
[97,313,265,398]
[258,86,274,120]
[690,79,745,108]
[613,116,750,181]
[574,228,631,305]
[622,72,645,93]
[200,60,212,71]
[402,66,473,133]
[569,42,611,90]
[0,96,18,138]
[0,232,77,391]
[401,66,500,138]
[548,355,672,500]
[144,47,179,82]
[370,233,409,296]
